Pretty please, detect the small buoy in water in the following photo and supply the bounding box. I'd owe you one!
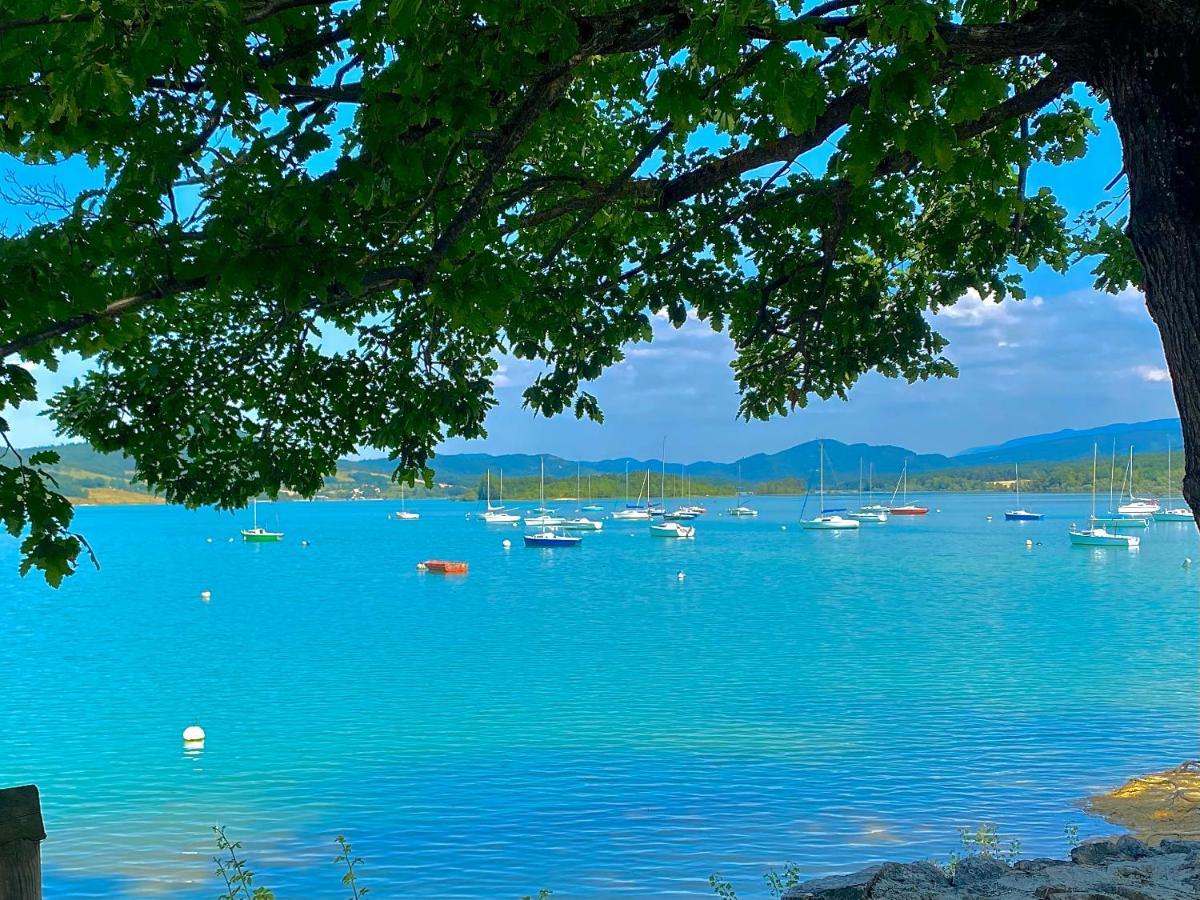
[502,539,512,549]
[1025,539,1034,548]
[200,590,211,601]
[781,525,787,531]
[985,516,992,522]
[677,571,685,581]
[182,725,205,744]
[1184,557,1192,568]
[936,508,942,513]
[227,537,234,543]
[300,540,310,547]
[206,537,213,543]
[416,562,427,571]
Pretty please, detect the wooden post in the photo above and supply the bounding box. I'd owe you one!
[0,785,44,900]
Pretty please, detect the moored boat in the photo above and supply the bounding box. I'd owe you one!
[1004,463,1043,520]
[650,521,695,538]
[1071,444,1140,548]
[888,461,928,515]
[1153,442,1193,521]
[242,498,284,541]
[802,444,861,530]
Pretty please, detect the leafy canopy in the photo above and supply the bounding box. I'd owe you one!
[0,0,1118,582]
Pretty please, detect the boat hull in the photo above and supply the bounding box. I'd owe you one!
[481,513,520,524]
[1004,511,1044,521]
[1153,509,1194,522]
[801,517,860,530]
[523,534,582,547]
[1089,516,1148,529]
[847,511,887,523]
[241,529,284,542]
[889,506,928,516]
[650,523,695,538]
[560,519,603,531]
[523,516,565,527]
[1069,529,1140,548]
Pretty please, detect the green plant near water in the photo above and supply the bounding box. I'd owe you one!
[709,861,803,899]
[943,823,1022,877]
[213,826,275,900]
[335,835,369,899]
[1064,823,1080,849]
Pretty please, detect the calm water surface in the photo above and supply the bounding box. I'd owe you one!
[2,494,1198,898]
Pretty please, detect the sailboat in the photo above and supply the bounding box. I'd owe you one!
[393,482,420,520]
[848,458,888,522]
[613,465,652,520]
[480,470,520,523]
[1091,443,1149,528]
[524,458,581,546]
[802,443,860,530]
[665,465,700,519]
[561,464,604,530]
[1004,463,1043,520]
[1070,444,1141,547]
[1117,445,1160,515]
[888,461,928,515]
[650,439,695,538]
[241,497,284,542]
[728,463,758,516]
[581,474,603,512]
[1153,442,1193,521]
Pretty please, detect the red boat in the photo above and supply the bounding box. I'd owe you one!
[887,462,927,515]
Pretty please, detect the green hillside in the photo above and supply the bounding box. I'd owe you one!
[5,440,1186,506]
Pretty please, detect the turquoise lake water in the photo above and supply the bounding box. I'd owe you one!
[2,494,1198,898]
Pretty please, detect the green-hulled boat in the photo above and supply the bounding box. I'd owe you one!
[241,498,284,542]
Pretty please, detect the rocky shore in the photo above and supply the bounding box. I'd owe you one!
[783,836,1200,899]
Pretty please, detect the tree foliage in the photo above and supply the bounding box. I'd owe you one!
[0,0,1159,582]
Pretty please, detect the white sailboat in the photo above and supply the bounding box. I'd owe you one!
[1092,443,1147,527]
[1070,444,1141,548]
[848,459,888,522]
[728,463,758,516]
[524,458,580,546]
[802,443,860,530]
[1154,441,1193,521]
[1004,463,1043,520]
[650,439,695,537]
[394,483,420,520]
[613,464,652,520]
[581,474,603,512]
[1117,446,1160,515]
[561,464,603,530]
[480,470,520,523]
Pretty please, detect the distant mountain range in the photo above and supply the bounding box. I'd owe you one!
[12,417,1185,503]
[354,417,1185,484]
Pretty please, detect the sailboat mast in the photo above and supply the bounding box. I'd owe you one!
[1092,444,1098,519]
[1015,463,1020,507]
[819,443,825,509]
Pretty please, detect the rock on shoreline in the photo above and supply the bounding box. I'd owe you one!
[782,836,1200,899]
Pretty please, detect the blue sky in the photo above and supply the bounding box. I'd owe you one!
[1,91,1178,460]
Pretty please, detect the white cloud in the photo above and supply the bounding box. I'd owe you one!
[935,289,1014,327]
[1133,365,1171,383]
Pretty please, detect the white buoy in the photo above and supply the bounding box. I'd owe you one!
[206,537,213,543]
[502,539,512,549]
[1184,557,1192,568]
[1025,539,1034,548]
[676,571,685,581]
[227,537,234,543]
[301,540,310,547]
[200,590,211,601]
[936,508,942,513]
[986,516,992,521]
[416,562,427,571]
[781,525,787,531]
[182,725,205,744]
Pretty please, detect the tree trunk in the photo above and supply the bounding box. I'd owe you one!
[0,785,43,900]
[1088,15,1200,520]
